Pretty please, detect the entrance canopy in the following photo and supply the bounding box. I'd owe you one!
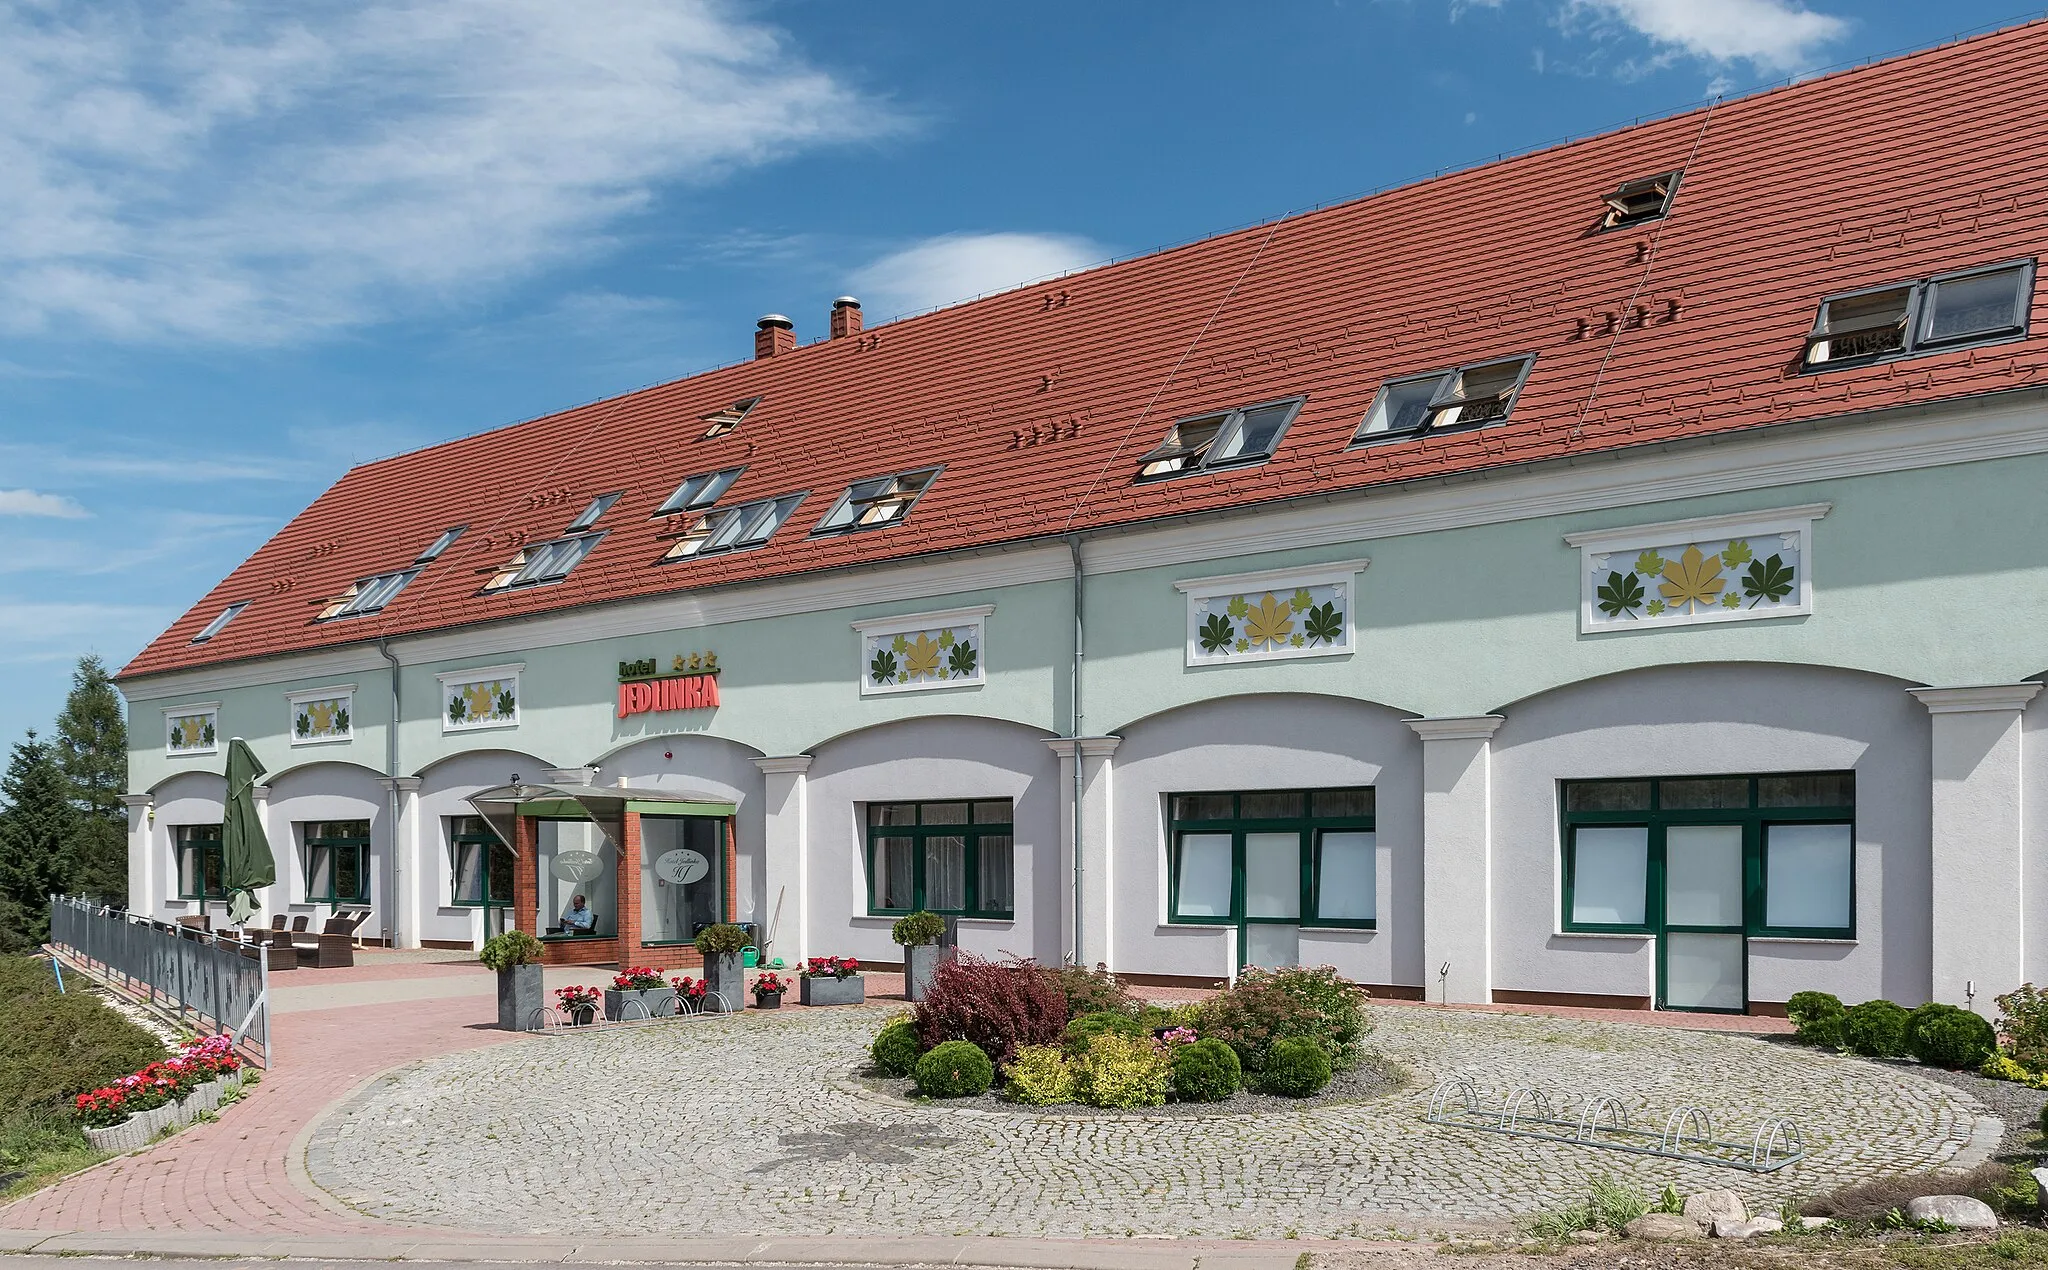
[466,783,738,854]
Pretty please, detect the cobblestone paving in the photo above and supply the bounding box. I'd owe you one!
[307,1006,1982,1239]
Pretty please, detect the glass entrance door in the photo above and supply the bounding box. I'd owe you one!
[1659,824,1746,1012]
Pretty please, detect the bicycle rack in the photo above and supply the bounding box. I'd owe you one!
[1423,1080,1807,1173]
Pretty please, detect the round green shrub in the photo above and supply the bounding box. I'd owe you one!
[914,1040,994,1098]
[1785,990,1845,1048]
[892,911,946,947]
[871,1018,922,1077]
[693,923,749,957]
[478,931,544,971]
[1908,1003,1996,1069]
[1003,1044,1079,1105]
[1258,1037,1333,1097]
[1169,1038,1241,1102]
[2038,1100,2048,1139]
[1075,1033,1171,1108]
[1839,999,1911,1058]
[1062,1010,1146,1056]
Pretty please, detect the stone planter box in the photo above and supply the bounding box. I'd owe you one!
[700,953,745,1013]
[905,944,951,1002]
[604,987,664,1022]
[82,1074,240,1154]
[497,964,545,1031]
[799,974,866,1007]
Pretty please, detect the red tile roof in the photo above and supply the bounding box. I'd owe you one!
[121,20,2048,681]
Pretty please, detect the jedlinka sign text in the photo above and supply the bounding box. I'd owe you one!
[616,653,721,719]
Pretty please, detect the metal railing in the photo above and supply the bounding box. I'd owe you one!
[47,895,271,1068]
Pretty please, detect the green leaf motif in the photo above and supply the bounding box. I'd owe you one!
[1720,539,1754,568]
[1290,589,1314,613]
[1742,555,1796,607]
[1721,593,1742,609]
[1645,599,1667,617]
[448,696,468,723]
[1302,601,1344,645]
[1234,637,1251,653]
[936,629,956,649]
[1595,571,1644,619]
[294,713,312,737]
[201,721,216,746]
[890,634,909,655]
[493,689,516,719]
[1289,634,1305,648]
[946,641,978,679]
[1197,613,1236,654]
[1225,595,1251,620]
[334,706,350,732]
[1634,550,1666,576]
[868,649,899,685]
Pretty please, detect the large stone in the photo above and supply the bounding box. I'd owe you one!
[1798,1216,1834,1230]
[1905,1194,1997,1230]
[1626,1213,1703,1242]
[2032,1168,2048,1221]
[1713,1216,1783,1239]
[1684,1189,1749,1228]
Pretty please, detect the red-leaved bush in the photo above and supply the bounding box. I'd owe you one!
[912,953,1068,1064]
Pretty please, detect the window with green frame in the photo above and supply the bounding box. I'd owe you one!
[866,800,1013,918]
[449,816,514,909]
[1561,773,1855,939]
[302,820,370,905]
[1166,789,1377,929]
[174,824,226,900]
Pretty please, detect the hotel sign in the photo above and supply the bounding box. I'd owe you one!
[616,652,721,719]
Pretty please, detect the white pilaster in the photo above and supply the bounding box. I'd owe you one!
[249,783,281,927]
[120,794,153,915]
[754,756,813,966]
[1045,737,1120,970]
[380,776,424,948]
[1406,715,1505,1006]
[1911,683,2040,1012]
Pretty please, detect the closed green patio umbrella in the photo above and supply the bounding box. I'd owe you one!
[222,738,277,927]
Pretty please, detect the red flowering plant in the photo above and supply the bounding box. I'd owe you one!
[803,955,861,979]
[752,971,789,997]
[72,1035,245,1128]
[554,984,601,1012]
[612,966,664,990]
[670,975,709,1000]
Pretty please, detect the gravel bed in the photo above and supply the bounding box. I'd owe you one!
[855,1049,1407,1117]
[1909,1064,2048,1158]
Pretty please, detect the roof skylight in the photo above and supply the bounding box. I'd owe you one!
[1804,260,2033,369]
[662,493,806,561]
[700,396,761,440]
[655,467,745,517]
[1136,397,1303,480]
[566,493,621,532]
[320,569,421,620]
[1601,171,1681,230]
[812,468,939,534]
[1352,355,1535,444]
[415,526,466,563]
[486,535,605,591]
[191,601,249,644]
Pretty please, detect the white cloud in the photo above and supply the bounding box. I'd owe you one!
[0,488,88,518]
[0,0,901,344]
[1565,0,1848,74]
[851,233,1107,318]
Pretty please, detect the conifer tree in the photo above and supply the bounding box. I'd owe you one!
[55,655,128,902]
[0,731,81,947]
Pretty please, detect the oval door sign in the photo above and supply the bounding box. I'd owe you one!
[654,848,710,886]
[549,850,604,883]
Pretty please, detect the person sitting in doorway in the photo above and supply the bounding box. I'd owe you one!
[559,894,595,936]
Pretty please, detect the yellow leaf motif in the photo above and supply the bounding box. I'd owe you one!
[1241,593,1295,650]
[465,683,498,720]
[1658,545,1726,613]
[905,633,943,680]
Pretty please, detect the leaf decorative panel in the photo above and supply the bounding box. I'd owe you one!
[1177,564,1365,667]
[290,691,353,745]
[1567,505,1825,634]
[853,606,991,696]
[165,708,218,756]
[439,666,521,731]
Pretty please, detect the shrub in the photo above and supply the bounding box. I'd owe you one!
[1980,1052,2048,1088]
[1003,1045,1079,1105]
[892,911,946,947]
[1062,1010,1147,1057]
[1075,1034,1171,1108]
[478,931,545,971]
[871,1018,922,1077]
[1041,962,1133,1019]
[1786,990,1846,1048]
[693,924,749,957]
[2040,1100,2048,1139]
[1838,999,1911,1057]
[1996,983,2048,1067]
[914,1040,993,1098]
[1258,1037,1333,1097]
[1201,965,1368,1076]
[0,956,166,1112]
[1908,1002,1997,1069]
[1169,1037,1240,1102]
[912,953,1068,1065]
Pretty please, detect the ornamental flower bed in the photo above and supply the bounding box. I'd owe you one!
[670,975,710,1012]
[606,966,669,1020]
[555,984,601,1024]
[73,1035,245,1153]
[800,954,865,1007]
[752,971,790,1009]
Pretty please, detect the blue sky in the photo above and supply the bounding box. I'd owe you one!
[0,0,2030,749]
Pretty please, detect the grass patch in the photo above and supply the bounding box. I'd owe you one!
[1803,1162,2036,1224]
[1526,1175,1652,1237]
[0,954,168,1197]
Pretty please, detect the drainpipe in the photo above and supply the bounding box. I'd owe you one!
[1068,535,1085,967]
[378,639,404,948]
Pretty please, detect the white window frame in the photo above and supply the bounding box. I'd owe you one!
[852,605,994,697]
[1565,503,1830,634]
[1173,561,1370,667]
[437,663,523,734]
[164,702,221,757]
[191,602,248,644]
[287,684,357,748]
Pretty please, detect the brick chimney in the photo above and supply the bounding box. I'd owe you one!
[754,314,795,359]
[829,296,863,340]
